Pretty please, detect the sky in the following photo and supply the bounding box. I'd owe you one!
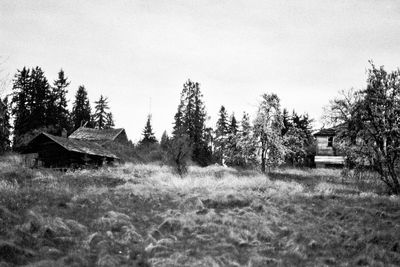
[1,0,400,142]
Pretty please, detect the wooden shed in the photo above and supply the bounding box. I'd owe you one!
[23,132,119,168]
[313,126,345,168]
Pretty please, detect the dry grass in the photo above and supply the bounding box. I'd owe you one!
[0,154,399,266]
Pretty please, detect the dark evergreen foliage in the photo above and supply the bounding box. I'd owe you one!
[160,130,170,151]
[172,79,211,166]
[71,85,92,130]
[93,95,110,129]
[214,106,229,164]
[282,110,315,167]
[229,113,238,135]
[49,69,71,134]
[11,67,56,148]
[140,115,158,146]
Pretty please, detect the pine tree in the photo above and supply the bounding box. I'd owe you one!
[50,69,71,134]
[140,115,157,146]
[225,113,240,165]
[214,106,229,165]
[93,95,112,130]
[172,104,184,136]
[229,114,238,135]
[0,97,11,153]
[71,85,92,130]
[29,67,51,130]
[11,67,54,147]
[172,79,210,166]
[11,67,31,142]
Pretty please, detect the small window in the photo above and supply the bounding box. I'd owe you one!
[327,136,333,147]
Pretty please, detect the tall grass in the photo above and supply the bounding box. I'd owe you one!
[0,155,399,266]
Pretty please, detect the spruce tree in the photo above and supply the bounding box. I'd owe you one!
[11,67,31,141]
[11,66,54,147]
[93,95,111,129]
[226,113,239,165]
[214,106,229,164]
[172,79,210,165]
[29,67,51,130]
[172,105,184,136]
[71,85,92,130]
[50,69,71,133]
[140,115,157,146]
[229,114,238,135]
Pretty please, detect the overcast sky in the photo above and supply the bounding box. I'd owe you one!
[1,0,400,141]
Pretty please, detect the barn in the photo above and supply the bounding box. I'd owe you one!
[23,132,119,168]
[313,126,345,168]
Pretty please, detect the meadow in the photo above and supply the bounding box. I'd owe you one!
[0,154,399,266]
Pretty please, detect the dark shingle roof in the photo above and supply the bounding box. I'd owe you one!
[29,133,118,159]
[313,123,347,137]
[69,127,124,142]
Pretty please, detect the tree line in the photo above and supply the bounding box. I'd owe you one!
[0,66,115,150]
[0,66,315,174]
[136,79,314,175]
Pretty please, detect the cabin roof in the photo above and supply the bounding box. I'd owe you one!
[313,128,336,136]
[313,123,347,137]
[25,132,118,159]
[69,127,125,142]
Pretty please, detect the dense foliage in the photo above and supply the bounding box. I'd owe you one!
[326,62,400,194]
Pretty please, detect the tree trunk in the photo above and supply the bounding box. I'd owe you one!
[261,148,266,173]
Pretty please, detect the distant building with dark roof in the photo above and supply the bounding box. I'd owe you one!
[69,127,128,144]
[313,125,345,168]
[23,127,128,168]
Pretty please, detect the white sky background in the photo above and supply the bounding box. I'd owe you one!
[1,0,400,142]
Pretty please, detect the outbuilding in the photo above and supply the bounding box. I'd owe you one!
[313,125,345,168]
[23,132,119,168]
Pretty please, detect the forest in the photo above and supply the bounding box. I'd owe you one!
[0,67,314,171]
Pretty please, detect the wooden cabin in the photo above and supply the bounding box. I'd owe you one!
[313,126,345,168]
[23,132,119,168]
[69,127,128,144]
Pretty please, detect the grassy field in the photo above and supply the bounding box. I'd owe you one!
[0,155,400,266]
